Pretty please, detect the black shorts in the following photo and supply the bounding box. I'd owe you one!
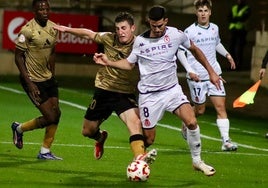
[84,88,138,121]
[20,76,59,105]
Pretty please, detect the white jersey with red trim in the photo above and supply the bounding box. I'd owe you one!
[127,26,191,94]
[184,22,222,80]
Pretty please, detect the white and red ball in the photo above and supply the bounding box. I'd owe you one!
[126,160,150,181]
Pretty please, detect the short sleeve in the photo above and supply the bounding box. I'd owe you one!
[15,25,33,51]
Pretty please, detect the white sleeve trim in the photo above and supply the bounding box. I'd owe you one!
[177,49,196,74]
[216,43,229,57]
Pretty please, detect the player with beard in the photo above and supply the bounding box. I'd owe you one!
[94,5,221,176]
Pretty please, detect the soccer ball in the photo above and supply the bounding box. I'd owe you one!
[126,160,150,181]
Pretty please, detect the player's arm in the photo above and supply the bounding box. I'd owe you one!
[94,53,135,70]
[53,25,96,40]
[259,50,268,79]
[14,48,30,83]
[188,41,222,89]
[48,46,56,76]
[15,47,41,105]
[261,50,268,69]
[259,68,266,79]
[177,49,199,82]
[216,43,236,70]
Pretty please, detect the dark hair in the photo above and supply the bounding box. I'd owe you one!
[114,12,134,26]
[32,0,49,8]
[148,5,167,21]
[194,0,212,9]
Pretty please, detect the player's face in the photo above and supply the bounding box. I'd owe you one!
[115,21,135,44]
[196,6,211,26]
[149,18,168,38]
[34,1,50,26]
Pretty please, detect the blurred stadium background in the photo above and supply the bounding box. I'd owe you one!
[0,0,267,118]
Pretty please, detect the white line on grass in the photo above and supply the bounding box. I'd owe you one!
[0,85,24,94]
[1,85,267,153]
[1,141,268,157]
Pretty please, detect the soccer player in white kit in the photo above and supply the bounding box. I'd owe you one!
[181,0,238,151]
[94,5,221,176]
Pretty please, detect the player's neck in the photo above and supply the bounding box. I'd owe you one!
[198,23,210,29]
[35,18,47,27]
[149,27,167,38]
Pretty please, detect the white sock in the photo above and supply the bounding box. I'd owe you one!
[216,119,230,143]
[187,125,201,164]
[40,147,50,154]
[16,124,23,133]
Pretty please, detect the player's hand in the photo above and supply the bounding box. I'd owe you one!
[53,25,69,32]
[259,68,266,79]
[227,54,236,70]
[209,72,225,90]
[27,82,41,106]
[188,72,200,82]
[93,53,109,66]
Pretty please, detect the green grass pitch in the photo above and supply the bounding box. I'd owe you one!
[0,81,268,188]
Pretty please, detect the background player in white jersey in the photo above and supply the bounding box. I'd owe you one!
[181,0,238,151]
[94,5,223,176]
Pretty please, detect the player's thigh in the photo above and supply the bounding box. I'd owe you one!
[114,92,138,116]
[139,93,165,129]
[207,79,226,97]
[119,108,142,135]
[208,81,226,112]
[174,103,197,129]
[84,89,113,121]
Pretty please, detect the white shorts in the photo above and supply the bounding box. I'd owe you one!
[187,79,226,104]
[139,84,189,129]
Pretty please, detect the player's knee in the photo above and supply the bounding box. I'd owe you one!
[185,118,197,130]
[53,110,61,125]
[49,111,61,125]
[195,107,205,116]
[81,128,93,137]
[81,125,98,137]
[82,120,102,137]
[41,111,61,127]
[196,110,205,116]
[81,127,90,137]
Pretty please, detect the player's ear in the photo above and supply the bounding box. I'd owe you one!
[164,17,168,24]
[131,24,136,33]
